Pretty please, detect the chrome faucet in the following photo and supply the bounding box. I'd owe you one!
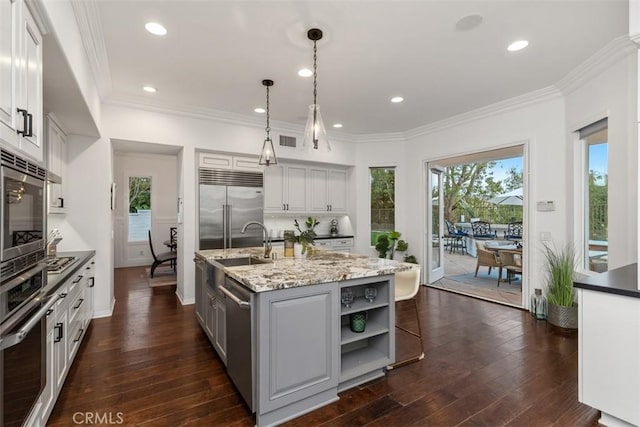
[241,221,272,258]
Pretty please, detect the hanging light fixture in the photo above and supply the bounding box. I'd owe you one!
[258,79,278,166]
[303,28,331,152]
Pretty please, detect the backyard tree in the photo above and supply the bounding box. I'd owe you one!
[442,162,496,222]
[129,177,151,213]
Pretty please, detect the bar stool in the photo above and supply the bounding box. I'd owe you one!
[387,267,425,370]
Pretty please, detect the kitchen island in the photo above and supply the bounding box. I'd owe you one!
[195,247,416,427]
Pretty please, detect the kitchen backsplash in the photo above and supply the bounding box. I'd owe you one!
[263,215,354,238]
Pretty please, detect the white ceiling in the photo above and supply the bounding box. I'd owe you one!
[90,1,629,136]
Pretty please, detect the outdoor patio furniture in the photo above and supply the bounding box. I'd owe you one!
[498,250,522,284]
[474,241,502,284]
[504,221,523,241]
[445,220,468,255]
[471,220,497,240]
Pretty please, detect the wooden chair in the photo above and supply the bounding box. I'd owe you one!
[148,230,177,278]
[498,250,522,284]
[474,241,502,285]
[387,267,424,370]
[169,227,178,269]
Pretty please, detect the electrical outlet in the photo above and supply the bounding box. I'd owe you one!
[539,232,551,241]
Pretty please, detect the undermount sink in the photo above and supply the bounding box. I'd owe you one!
[214,256,271,267]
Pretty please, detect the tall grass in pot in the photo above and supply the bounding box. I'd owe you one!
[543,242,578,329]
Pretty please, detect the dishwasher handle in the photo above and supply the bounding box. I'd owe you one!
[219,284,251,309]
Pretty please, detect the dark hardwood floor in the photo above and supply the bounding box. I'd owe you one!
[47,267,599,426]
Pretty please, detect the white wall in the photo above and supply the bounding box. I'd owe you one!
[101,103,357,304]
[48,135,114,317]
[113,152,178,268]
[565,51,638,270]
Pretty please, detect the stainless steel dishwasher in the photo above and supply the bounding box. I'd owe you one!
[219,276,254,411]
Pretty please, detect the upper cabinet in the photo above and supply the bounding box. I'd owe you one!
[199,152,260,172]
[308,167,348,213]
[264,164,307,213]
[265,162,349,214]
[0,0,43,163]
[46,115,67,214]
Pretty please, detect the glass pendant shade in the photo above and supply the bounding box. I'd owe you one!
[259,137,277,166]
[303,104,331,152]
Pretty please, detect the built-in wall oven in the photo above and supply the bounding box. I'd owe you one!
[0,262,56,427]
[0,148,46,264]
[0,148,49,426]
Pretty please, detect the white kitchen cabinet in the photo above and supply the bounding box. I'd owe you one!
[39,256,95,425]
[47,115,67,213]
[264,164,307,213]
[198,152,260,171]
[328,169,348,213]
[308,167,348,213]
[0,0,42,162]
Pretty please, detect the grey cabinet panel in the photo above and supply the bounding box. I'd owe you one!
[256,282,339,414]
[214,297,227,364]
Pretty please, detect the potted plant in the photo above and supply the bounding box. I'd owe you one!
[542,242,578,329]
[375,231,418,264]
[287,217,319,258]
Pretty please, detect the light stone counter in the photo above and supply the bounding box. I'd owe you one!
[196,247,416,292]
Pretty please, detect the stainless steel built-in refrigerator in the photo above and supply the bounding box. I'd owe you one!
[199,168,264,250]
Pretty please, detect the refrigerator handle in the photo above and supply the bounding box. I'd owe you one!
[228,204,233,248]
[222,204,227,249]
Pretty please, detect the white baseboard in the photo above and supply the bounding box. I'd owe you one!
[176,289,194,305]
[93,298,116,318]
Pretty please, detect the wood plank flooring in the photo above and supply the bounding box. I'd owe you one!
[47,266,599,426]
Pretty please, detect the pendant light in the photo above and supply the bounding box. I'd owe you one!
[303,28,331,152]
[258,79,278,166]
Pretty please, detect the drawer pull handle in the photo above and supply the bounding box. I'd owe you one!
[59,292,68,299]
[73,275,84,284]
[54,323,63,342]
[73,298,84,310]
[73,328,84,343]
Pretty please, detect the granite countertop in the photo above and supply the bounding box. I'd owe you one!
[196,247,416,292]
[574,263,640,299]
[44,250,96,295]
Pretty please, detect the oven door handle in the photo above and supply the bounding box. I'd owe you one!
[0,294,59,351]
[0,262,47,295]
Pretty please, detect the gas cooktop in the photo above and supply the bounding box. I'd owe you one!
[47,256,76,274]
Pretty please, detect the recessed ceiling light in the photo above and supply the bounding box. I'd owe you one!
[298,68,313,77]
[254,107,266,114]
[145,22,167,36]
[143,86,157,93]
[507,40,529,52]
[391,96,404,103]
[455,14,483,31]
[332,123,343,128]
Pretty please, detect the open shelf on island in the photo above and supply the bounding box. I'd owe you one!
[341,320,388,345]
[341,297,388,315]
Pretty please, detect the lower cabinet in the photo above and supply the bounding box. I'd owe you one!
[255,282,340,423]
[39,256,94,425]
[198,260,227,366]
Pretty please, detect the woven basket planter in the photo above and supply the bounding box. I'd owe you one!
[548,303,578,329]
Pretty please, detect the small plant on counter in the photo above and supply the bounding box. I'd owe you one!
[286,217,320,254]
[375,231,418,264]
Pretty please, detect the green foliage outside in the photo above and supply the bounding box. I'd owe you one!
[588,170,608,241]
[370,167,395,245]
[129,177,151,213]
[442,162,524,225]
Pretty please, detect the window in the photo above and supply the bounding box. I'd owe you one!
[580,119,608,272]
[370,167,395,245]
[128,176,152,242]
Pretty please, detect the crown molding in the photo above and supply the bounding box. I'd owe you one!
[352,132,406,144]
[402,85,562,141]
[70,0,113,98]
[555,35,636,96]
[25,0,51,35]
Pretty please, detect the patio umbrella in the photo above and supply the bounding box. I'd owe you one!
[487,188,523,206]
